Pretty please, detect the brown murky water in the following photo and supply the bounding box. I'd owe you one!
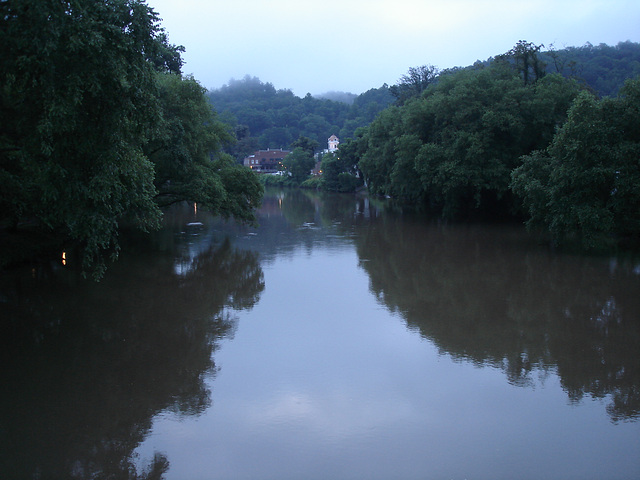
[2,188,639,479]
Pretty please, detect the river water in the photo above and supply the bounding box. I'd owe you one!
[1,188,639,480]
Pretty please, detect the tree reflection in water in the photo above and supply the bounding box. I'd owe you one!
[4,190,638,479]
[353,211,640,422]
[268,188,640,424]
[0,217,264,479]
[248,189,640,423]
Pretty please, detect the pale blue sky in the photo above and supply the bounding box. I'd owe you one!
[146,0,640,95]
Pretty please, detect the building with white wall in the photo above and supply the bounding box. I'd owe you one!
[328,135,339,152]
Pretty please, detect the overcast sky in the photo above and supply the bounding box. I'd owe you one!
[146,0,640,96]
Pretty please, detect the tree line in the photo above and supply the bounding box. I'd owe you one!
[540,41,640,97]
[206,41,640,164]
[1,0,263,277]
[205,40,640,252]
[330,42,640,251]
[207,76,393,160]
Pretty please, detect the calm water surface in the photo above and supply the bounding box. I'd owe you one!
[1,189,639,480]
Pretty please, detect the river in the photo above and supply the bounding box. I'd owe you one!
[1,188,639,480]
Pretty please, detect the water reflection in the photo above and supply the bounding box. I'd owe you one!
[226,190,640,421]
[2,190,639,480]
[134,191,639,479]
[231,188,640,423]
[226,188,382,261]
[0,206,264,479]
[354,212,640,422]
[207,188,640,423]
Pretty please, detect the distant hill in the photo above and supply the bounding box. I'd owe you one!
[539,41,640,97]
[207,76,392,160]
[208,42,640,160]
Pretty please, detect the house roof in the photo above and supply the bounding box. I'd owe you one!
[244,148,290,162]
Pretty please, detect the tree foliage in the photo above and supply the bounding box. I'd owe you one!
[319,151,361,192]
[0,0,263,276]
[207,76,393,159]
[282,148,316,184]
[144,73,262,224]
[320,130,367,193]
[358,59,582,219]
[290,135,320,157]
[541,41,640,97]
[1,0,167,275]
[511,78,640,248]
[497,40,546,85]
[389,64,440,105]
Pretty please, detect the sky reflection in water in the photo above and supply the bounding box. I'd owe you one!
[134,190,640,480]
[1,189,638,479]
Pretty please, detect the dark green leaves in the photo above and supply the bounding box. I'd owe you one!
[1,1,263,277]
[1,0,165,276]
[358,62,582,219]
[512,79,640,249]
[282,148,316,184]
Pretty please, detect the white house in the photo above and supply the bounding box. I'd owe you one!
[328,135,339,152]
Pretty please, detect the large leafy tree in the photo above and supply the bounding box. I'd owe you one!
[511,77,640,248]
[145,73,262,223]
[358,53,581,219]
[389,65,440,105]
[320,132,365,193]
[282,148,315,184]
[320,154,362,193]
[358,106,403,195]
[0,0,263,277]
[497,40,546,85]
[1,0,167,275]
[290,135,320,157]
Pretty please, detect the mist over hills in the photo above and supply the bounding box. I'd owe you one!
[313,91,358,105]
[208,41,640,159]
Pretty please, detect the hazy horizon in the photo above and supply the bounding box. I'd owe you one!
[146,0,640,96]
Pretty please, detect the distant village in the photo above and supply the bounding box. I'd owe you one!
[243,135,339,174]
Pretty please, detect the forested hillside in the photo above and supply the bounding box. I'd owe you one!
[541,41,640,97]
[205,41,640,250]
[207,76,393,160]
[347,41,640,251]
[208,41,639,163]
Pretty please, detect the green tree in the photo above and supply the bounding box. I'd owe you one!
[511,77,640,248]
[320,152,342,191]
[497,40,546,85]
[145,73,263,223]
[0,0,264,276]
[335,128,368,176]
[290,135,320,157]
[319,131,365,193]
[1,0,167,276]
[390,134,424,201]
[147,32,185,75]
[283,147,315,184]
[390,65,440,105]
[358,106,403,195]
